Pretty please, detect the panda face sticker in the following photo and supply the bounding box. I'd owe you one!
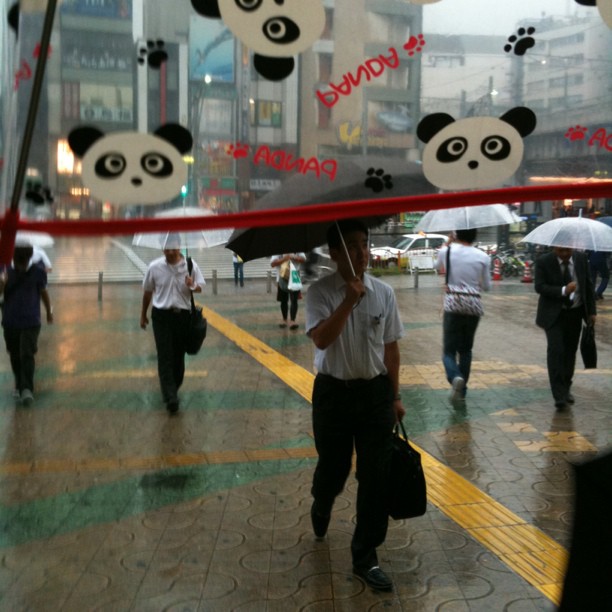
[417,108,536,191]
[575,0,612,28]
[68,124,193,206]
[219,0,325,57]
[192,0,325,80]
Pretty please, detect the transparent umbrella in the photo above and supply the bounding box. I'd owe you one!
[415,204,522,232]
[132,207,233,251]
[15,230,54,248]
[519,216,612,252]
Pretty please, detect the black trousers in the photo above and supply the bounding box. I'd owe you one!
[545,308,583,402]
[3,326,40,393]
[311,373,395,569]
[151,307,189,404]
[277,287,299,321]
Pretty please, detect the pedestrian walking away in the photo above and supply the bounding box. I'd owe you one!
[232,251,244,287]
[140,233,205,414]
[271,252,305,329]
[435,229,491,406]
[588,250,609,300]
[535,247,596,411]
[305,219,405,592]
[0,242,54,406]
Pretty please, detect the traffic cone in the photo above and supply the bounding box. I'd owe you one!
[492,258,502,281]
[521,260,533,283]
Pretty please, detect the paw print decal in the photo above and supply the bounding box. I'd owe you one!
[365,168,393,193]
[138,40,168,69]
[25,182,53,205]
[504,27,536,56]
[565,126,589,141]
[403,34,426,57]
[226,143,250,159]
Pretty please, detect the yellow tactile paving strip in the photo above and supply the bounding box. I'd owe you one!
[202,305,314,403]
[202,304,568,606]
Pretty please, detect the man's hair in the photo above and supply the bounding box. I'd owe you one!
[455,228,477,244]
[327,219,368,249]
[13,246,33,267]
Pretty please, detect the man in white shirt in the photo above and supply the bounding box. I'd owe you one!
[435,229,491,405]
[140,234,205,413]
[305,219,405,592]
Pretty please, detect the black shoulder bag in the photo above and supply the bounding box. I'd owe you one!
[185,257,207,355]
[388,420,427,520]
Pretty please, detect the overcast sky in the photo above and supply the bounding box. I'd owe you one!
[423,0,590,35]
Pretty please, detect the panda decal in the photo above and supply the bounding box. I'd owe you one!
[575,0,612,28]
[191,0,325,81]
[416,107,537,191]
[68,124,193,206]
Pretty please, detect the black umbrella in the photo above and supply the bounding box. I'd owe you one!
[558,450,612,611]
[227,157,434,262]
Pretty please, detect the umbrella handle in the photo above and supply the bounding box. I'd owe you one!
[336,221,356,278]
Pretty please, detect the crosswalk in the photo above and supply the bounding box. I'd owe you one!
[43,236,273,284]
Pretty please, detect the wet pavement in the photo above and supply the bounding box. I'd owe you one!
[0,270,610,611]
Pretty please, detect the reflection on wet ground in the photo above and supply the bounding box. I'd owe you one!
[0,272,609,610]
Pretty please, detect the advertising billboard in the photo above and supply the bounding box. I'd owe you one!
[189,16,235,83]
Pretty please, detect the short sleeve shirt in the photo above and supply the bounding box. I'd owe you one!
[305,271,404,380]
[143,256,205,310]
[270,253,306,282]
[436,244,491,292]
[2,263,47,329]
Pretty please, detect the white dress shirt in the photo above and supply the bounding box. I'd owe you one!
[305,271,404,380]
[143,256,205,310]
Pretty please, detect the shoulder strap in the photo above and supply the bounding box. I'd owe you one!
[445,246,451,285]
[186,257,196,311]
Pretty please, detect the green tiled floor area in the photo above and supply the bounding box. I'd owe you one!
[0,275,610,610]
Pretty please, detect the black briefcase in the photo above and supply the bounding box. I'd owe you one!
[580,323,597,369]
[388,420,427,520]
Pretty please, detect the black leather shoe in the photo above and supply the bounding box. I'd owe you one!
[310,502,330,539]
[566,393,575,404]
[166,400,179,414]
[353,565,393,591]
[554,400,566,411]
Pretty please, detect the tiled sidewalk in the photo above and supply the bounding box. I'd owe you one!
[0,275,610,610]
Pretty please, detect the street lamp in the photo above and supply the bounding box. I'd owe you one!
[189,73,213,207]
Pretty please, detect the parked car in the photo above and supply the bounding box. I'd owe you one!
[370,233,447,268]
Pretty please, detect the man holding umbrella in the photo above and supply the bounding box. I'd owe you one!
[535,246,596,410]
[305,219,405,592]
[140,233,205,414]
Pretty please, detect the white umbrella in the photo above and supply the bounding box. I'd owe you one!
[15,230,54,248]
[415,204,522,232]
[519,216,612,252]
[132,206,233,250]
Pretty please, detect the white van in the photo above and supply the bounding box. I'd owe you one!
[370,233,447,268]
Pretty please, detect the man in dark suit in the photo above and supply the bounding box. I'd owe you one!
[535,247,597,410]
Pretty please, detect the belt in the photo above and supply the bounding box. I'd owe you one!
[317,373,383,388]
[153,306,189,314]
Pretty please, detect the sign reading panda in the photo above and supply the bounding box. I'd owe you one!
[416,107,537,191]
[68,124,193,206]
